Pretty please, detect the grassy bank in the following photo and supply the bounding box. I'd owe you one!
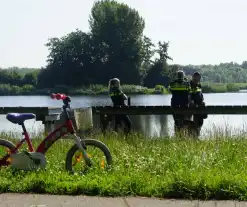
[201,82,247,93]
[1,131,247,200]
[1,82,247,95]
[0,84,168,95]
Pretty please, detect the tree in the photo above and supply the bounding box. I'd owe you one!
[140,36,155,79]
[144,61,170,88]
[39,0,172,88]
[157,41,172,63]
[8,70,22,86]
[242,61,247,69]
[22,72,38,86]
[168,64,181,80]
[42,30,93,87]
[37,67,53,88]
[0,69,11,84]
[143,41,172,87]
[89,0,145,84]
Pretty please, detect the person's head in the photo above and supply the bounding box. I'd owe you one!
[192,72,201,83]
[176,70,185,80]
[108,78,120,89]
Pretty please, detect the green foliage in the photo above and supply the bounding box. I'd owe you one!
[41,30,93,88]
[69,84,157,95]
[35,1,247,90]
[181,62,247,83]
[121,85,149,94]
[39,0,148,87]
[201,83,242,93]
[144,61,169,88]
[0,84,35,95]
[154,85,167,94]
[202,83,227,93]
[0,68,38,87]
[1,131,247,200]
[23,72,38,85]
[226,83,240,92]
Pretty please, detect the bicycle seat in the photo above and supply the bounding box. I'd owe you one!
[6,113,36,124]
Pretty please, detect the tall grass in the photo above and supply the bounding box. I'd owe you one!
[202,82,245,93]
[0,129,247,200]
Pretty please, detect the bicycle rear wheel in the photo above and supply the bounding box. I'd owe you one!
[65,139,112,174]
[0,139,17,167]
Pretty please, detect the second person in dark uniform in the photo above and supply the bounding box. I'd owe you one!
[189,72,207,137]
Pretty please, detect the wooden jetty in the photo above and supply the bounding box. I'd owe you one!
[1,105,247,134]
[92,105,247,115]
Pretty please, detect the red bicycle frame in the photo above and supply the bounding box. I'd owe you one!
[0,93,76,166]
[36,119,74,153]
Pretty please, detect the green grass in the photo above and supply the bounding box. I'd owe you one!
[1,130,247,200]
[37,84,168,95]
[2,82,247,95]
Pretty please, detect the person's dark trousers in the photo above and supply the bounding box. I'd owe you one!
[115,114,132,135]
[172,104,190,135]
[191,102,207,138]
[173,114,184,130]
[193,115,204,137]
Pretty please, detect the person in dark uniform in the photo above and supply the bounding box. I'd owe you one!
[108,78,132,134]
[189,72,207,137]
[168,70,191,134]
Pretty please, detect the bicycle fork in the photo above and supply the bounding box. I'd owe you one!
[72,134,92,166]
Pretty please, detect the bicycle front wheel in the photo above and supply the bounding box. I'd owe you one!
[0,139,17,167]
[65,139,112,174]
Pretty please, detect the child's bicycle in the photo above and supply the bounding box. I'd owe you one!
[0,93,112,173]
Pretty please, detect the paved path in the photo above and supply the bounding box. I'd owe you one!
[0,193,247,207]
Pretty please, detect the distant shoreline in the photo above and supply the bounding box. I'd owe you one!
[0,82,246,96]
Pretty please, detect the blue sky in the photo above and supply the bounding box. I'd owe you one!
[0,0,246,68]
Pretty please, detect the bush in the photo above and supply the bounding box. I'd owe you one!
[121,85,149,94]
[0,84,35,95]
[226,83,240,92]
[201,83,241,93]
[153,85,168,94]
[202,83,227,93]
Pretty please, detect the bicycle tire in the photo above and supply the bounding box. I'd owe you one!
[65,139,112,174]
[0,139,17,167]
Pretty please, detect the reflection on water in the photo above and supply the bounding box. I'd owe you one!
[0,93,247,138]
[129,115,169,137]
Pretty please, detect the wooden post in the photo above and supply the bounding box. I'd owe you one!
[72,107,93,135]
[44,121,54,135]
[43,108,93,135]
[43,113,61,135]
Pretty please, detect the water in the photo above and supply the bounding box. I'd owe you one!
[1,93,247,138]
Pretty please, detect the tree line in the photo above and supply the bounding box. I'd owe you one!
[1,0,247,95]
[2,61,247,95]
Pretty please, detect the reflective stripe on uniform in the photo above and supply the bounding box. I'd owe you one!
[169,87,189,91]
[110,92,123,96]
[169,84,190,91]
[191,87,202,93]
[169,80,191,92]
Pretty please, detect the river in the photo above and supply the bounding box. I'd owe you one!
[0,93,247,138]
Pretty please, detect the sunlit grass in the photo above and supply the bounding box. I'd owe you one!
[0,130,247,200]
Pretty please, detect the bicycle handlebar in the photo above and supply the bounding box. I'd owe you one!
[50,93,71,120]
[50,93,68,100]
